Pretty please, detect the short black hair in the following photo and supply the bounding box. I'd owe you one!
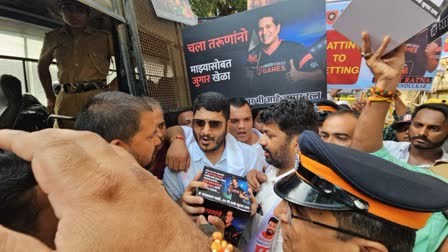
[413,103,448,122]
[258,15,279,26]
[228,97,250,109]
[333,211,415,252]
[268,217,279,224]
[252,107,266,120]
[0,151,39,236]
[192,92,230,120]
[74,91,153,142]
[261,98,318,136]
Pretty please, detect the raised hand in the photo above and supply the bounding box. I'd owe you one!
[0,129,209,251]
[361,32,405,90]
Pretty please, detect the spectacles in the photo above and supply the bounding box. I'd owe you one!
[287,202,371,241]
[193,119,223,129]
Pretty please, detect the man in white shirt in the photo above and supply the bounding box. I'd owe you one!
[240,98,318,252]
[228,97,267,171]
[383,103,448,168]
[163,92,264,202]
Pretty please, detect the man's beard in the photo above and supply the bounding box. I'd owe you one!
[194,132,226,153]
[411,135,448,150]
[263,142,292,169]
[266,228,275,236]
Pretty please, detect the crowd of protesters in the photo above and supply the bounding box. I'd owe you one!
[0,1,447,251]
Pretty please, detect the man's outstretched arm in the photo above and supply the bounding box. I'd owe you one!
[351,33,405,153]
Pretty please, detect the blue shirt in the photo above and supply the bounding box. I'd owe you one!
[163,126,264,201]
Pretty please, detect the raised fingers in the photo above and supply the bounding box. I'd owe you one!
[373,35,391,59]
[361,32,372,59]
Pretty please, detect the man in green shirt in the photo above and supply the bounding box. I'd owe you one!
[350,33,448,252]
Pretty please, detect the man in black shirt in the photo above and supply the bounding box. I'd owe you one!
[247,15,324,91]
[227,177,248,203]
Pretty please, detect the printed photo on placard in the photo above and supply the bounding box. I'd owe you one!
[197,167,251,246]
[182,0,326,107]
[327,0,444,91]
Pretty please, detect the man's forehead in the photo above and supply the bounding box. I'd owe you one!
[194,108,225,120]
[153,108,164,120]
[140,111,156,122]
[414,108,447,123]
[263,122,283,133]
[323,114,356,130]
[230,104,252,117]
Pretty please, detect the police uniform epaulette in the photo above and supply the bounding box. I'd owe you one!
[274,130,448,230]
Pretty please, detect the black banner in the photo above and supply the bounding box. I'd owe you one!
[182,0,326,107]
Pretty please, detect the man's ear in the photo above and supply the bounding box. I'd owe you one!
[290,134,299,152]
[356,238,388,252]
[110,139,128,148]
[110,139,121,146]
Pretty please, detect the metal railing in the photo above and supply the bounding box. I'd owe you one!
[0,55,40,93]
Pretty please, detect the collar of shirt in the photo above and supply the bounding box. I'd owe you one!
[265,154,299,184]
[397,142,448,168]
[252,128,262,138]
[190,133,246,169]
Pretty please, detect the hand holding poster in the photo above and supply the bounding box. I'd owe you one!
[327,0,445,91]
[196,167,251,246]
[183,0,326,106]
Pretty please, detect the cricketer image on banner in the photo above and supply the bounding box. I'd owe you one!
[327,0,445,91]
[182,0,326,107]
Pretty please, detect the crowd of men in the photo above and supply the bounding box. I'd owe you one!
[0,0,448,251]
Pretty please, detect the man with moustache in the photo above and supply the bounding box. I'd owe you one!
[261,218,278,241]
[228,97,266,171]
[228,97,262,147]
[383,103,448,168]
[350,32,448,252]
[163,92,264,202]
[239,98,318,252]
[142,97,168,179]
[74,92,161,167]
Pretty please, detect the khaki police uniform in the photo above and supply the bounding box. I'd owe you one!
[40,26,113,128]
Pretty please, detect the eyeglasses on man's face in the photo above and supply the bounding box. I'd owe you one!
[193,119,223,129]
[287,202,371,241]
